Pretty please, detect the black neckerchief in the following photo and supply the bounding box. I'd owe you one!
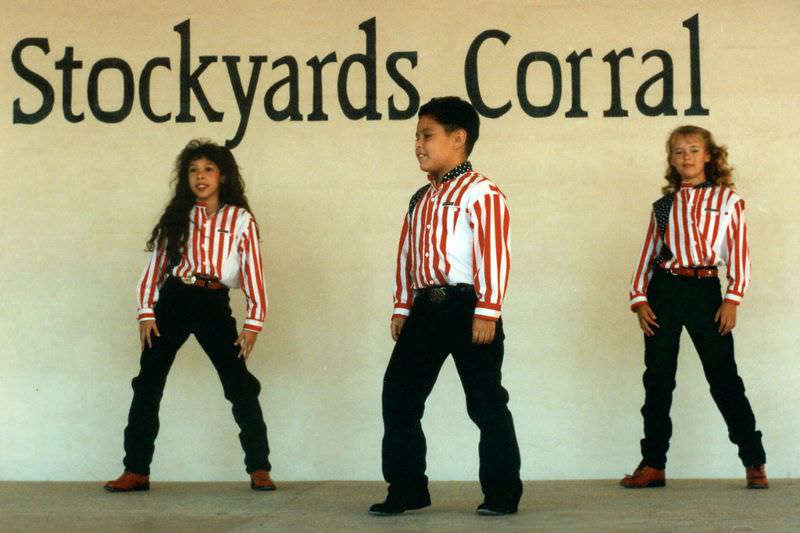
[652,180,714,265]
[439,160,472,185]
[408,161,472,215]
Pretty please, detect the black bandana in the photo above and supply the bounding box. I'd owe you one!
[408,161,472,215]
[440,160,472,184]
[652,180,714,266]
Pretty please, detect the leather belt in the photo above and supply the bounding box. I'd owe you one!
[177,274,226,290]
[415,284,474,303]
[662,266,718,279]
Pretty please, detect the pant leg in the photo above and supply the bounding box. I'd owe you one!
[639,272,683,469]
[191,289,271,473]
[451,317,522,504]
[123,287,191,475]
[381,301,449,497]
[684,278,766,466]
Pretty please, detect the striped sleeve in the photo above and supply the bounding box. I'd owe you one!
[470,187,510,321]
[239,215,268,332]
[392,215,414,319]
[723,199,749,305]
[629,211,662,310]
[136,246,169,322]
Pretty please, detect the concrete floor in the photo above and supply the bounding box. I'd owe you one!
[2,479,799,532]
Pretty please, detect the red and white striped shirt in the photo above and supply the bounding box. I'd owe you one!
[137,202,268,332]
[630,182,749,309]
[393,162,510,321]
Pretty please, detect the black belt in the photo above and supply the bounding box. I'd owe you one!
[414,284,475,304]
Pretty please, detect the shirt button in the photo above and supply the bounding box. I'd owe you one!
[426,224,431,229]
[425,252,429,257]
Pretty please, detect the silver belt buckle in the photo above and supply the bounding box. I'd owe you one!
[180,275,196,285]
[428,287,447,304]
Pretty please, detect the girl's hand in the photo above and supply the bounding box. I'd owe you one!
[635,304,659,336]
[139,320,160,350]
[235,330,258,360]
[390,317,407,341]
[715,302,737,335]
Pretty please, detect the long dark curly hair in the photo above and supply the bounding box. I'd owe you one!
[146,139,254,264]
[662,125,734,195]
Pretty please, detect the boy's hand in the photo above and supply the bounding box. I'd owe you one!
[472,317,496,344]
[235,330,258,360]
[139,320,160,350]
[390,317,407,341]
[635,304,659,336]
[715,302,737,335]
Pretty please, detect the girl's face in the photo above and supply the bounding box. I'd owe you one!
[669,134,710,184]
[188,157,223,204]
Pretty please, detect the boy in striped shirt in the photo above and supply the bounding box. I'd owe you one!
[370,97,522,516]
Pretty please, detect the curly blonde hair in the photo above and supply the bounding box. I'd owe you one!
[662,125,734,195]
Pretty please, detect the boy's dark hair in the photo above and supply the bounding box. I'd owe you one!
[418,97,480,156]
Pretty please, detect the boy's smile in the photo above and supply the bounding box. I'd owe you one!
[670,134,710,185]
[415,115,467,182]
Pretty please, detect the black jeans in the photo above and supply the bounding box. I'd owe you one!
[639,270,765,469]
[381,289,522,504]
[122,278,271,474]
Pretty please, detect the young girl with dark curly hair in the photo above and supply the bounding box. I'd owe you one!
[105,139,276,492]
[621,126,767,490]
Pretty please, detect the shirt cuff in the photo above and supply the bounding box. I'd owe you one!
[630,295,648,311]
[392,306,411,319]
[474,303,501,321]
[138,310,155,322]
[243,319,263,333]
[724,292,742,305]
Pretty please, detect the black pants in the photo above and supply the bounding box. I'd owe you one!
[122,278,271,474]
[381,289,522,504]
[639,270,765,469]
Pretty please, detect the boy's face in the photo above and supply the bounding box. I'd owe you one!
[669,134,710,184]
[415,115,467,180]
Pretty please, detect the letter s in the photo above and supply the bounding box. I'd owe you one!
[12,38,54,124]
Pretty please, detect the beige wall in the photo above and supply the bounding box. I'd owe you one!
[1,0,798,481]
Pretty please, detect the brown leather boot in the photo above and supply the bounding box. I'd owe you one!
[104,471,150,492]
[620,465,665,488]
[746,465,769,489]
[250,470,277,491]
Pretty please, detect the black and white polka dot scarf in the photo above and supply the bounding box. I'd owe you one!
[651,180,714,265]
[408,161,472,215]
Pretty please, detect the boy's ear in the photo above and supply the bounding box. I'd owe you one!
[451,128,467,150]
